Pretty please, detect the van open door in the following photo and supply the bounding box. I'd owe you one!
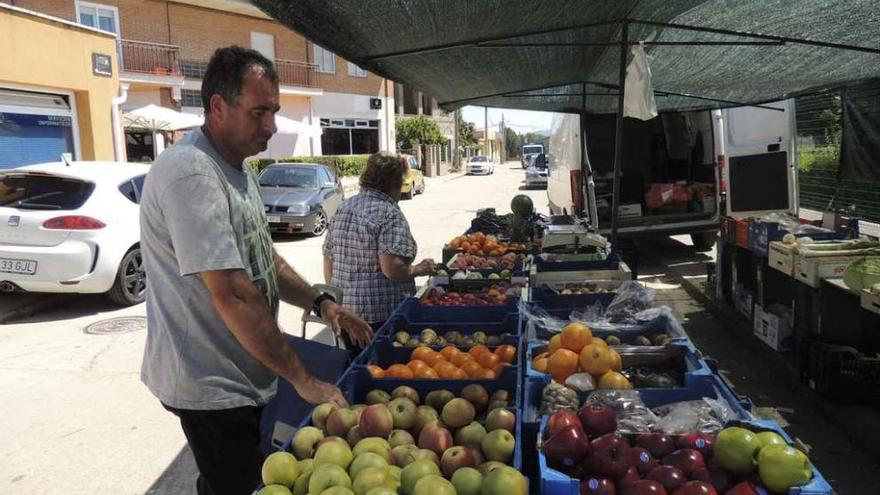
[721,100,798,218]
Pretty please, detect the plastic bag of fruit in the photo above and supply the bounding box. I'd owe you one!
[539,381,580,415]
[585,390,658,433]
[653,398,735,434]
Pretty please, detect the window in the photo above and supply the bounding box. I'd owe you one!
[118,181,137,204]
[318,168,332,185]
[319,118,380,155]
[325,168,337,183]
[250,32,275,61]
[180,89,202,108]
[313,45,336,73]
[76,1,119,35]
[410,157,420,170]
[0,174,95,210]
[347,62,367,77]
[180,60,208,79]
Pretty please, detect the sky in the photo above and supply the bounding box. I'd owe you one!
[460,105,555,134]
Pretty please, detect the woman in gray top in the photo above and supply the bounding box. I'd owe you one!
[323,153,435,340]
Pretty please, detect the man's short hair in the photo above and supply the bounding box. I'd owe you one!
[360,153,407,196]
[201,46,278,113]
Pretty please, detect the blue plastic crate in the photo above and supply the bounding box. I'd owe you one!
[528,285,618,310]
[532,252,621,273]
[748,219,854,257]
[373,312,522,341]
[397,296,521,323]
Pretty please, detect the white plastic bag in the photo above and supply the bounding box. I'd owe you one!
[623,43,658,121]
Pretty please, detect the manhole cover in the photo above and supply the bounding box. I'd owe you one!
[84,316,147,335]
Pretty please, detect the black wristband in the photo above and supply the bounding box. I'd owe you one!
[312,292,337,318]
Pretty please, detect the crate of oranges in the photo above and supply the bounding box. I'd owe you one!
[366,342,519,382]
[442,231,529,263]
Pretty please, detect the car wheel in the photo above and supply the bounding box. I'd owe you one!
[311,208,328,236]
[690,231,719,252]
[418,180,426,194]
[107,247,146,306]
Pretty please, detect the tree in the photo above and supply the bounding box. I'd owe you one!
[505,127,522,158]
[456,112,478,147]
[396,115,446,150]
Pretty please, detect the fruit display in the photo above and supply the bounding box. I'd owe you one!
[390,328,516,348]
[446,253,525,274]
[368,344,518,380]
[529,322,631,389]
[420,286,517,307]
[258,385,527,495]
[538,282,618,295]
[447,232,528,256]
[540,404,816,495]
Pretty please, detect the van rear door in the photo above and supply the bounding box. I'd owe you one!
[720,99,798,218]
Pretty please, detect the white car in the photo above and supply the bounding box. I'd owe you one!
[465,155,495,175]
[0,161,150,305]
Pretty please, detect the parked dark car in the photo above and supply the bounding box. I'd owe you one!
[259,163,344,236]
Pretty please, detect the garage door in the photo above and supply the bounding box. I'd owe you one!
[0,89,76,170]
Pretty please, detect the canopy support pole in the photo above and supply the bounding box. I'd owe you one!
[580,83,599,230]
[610,22,629,247]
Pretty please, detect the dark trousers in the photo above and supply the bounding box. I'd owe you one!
[163,403,264,495]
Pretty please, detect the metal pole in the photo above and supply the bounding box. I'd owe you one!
[610,22,628,247]
[580,83,599,231]
[484,106,489,158]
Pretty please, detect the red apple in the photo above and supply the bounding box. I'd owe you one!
[722,481,765,495]
[577,404,618,438]
[629,447,658,475]
[647,465,686,492]
[672,481,718,495]
[708,468,732,493]
[580,477,615,495]
[440,445,481,478]
[586,433,632,478]
[636,434,676,459]
[616,466,641,487]
[546,410,582,440]
[676,434,715,460]
[543,424,591,471]
[418,423,453,457]
[662,449,706,477]
[620,479,668,495]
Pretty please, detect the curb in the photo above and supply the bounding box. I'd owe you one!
[0,294,74,324]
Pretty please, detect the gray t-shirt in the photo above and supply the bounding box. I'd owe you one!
[140,128,280,410]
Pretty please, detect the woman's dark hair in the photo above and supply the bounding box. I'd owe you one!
[360,153,407,195]
[201,46,278,113]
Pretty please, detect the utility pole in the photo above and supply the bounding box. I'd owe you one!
[501,113,506,163]
[484,106,489,160]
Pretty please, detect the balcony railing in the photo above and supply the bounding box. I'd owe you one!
[275,59,319,88]
[119,39,181,76]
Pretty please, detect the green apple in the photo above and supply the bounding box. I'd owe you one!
[756,431,787,449]
[477,461,506,476]
[292,471,311,495]
[352,466,399,495]
[365,390,392,405]
[392,385,420,405]
[757,444,813,493]
[425,390,455,411]
[391,444,420,467]
[400,460,441,495]
[454,421,487,447]
[257,485,292,495]
[349,452,389,480]
[411,406,440,437]
[451,466,483,495]
[387,465,402,480]
[261,451,300,488]
[353,438,392,462]
[412,474,456,495]
[308,464,352,495]
[480,429,515,463]
[716,427,762,474]
[389,429,416,448]
[389,397,418,430]
[481,466,527,495]
[312,402,339,430]
[320,487,355,495]
[297,458,314,474]
[365,487,397,495]
[314,440,354,470]
[292,426,325,460]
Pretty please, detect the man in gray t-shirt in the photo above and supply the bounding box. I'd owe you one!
[140,46,372,495]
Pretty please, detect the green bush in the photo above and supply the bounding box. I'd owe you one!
[798,145,839,173]
[247,155,370,177]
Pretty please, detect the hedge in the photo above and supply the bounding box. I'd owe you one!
[247,155,370,177]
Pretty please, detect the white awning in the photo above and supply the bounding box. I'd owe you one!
[122,104,202,132]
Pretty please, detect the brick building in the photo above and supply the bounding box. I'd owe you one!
[0,0,396,160]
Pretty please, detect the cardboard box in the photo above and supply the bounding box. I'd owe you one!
[861,289,880,316]
[756,305,793,351]
[619,203,643,218]
[530,262,633,284]
[768,241,795,276]
[793,254,880,288]
[753,304,765,336]
[734,284,753,319]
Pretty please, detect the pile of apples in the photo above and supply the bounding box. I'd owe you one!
[541,404,814,495]
[391,328,514,348]
[259,385,527,495]
[531,322,632,390]
[447,253,524,272]
[368,344,517,380]
[447,232,527,257]
[421,287,513,307]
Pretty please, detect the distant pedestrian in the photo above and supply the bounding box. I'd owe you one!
[139,46,371,494]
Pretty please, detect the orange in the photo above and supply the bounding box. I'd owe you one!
[461,241,472,251]
[422,351,445,367]
[547,348,579,383]
[598,371,632,389]
[461,361,484,378]
[440,346,460,362]
[451,352,475,368]
[608,349,623,371]
[435,361,457,378]
[532,356,549,373]
[579,344,613,376]
[478,352,501,369]
[408,359,430,375]
[411,346,434,363]
[548,334,563,355]
[476,368,496,379]
[416,367,439,379]
[491,362,505,376]
[494,345,517,364]
[367,365,385,378]
[387,364,414,379]
[468,345,491,359]
[591,337,609,349]
[560,322,593,353]
[450,368,469,380]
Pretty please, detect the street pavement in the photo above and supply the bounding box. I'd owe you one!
[0,162,546,494]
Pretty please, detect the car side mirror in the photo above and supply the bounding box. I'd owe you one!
[322,182,336,189]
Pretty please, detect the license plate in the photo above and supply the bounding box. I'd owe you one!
[0,258,37,275]
[267,215,281,223]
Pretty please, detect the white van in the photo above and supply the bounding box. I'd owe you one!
[546,101,797,250]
